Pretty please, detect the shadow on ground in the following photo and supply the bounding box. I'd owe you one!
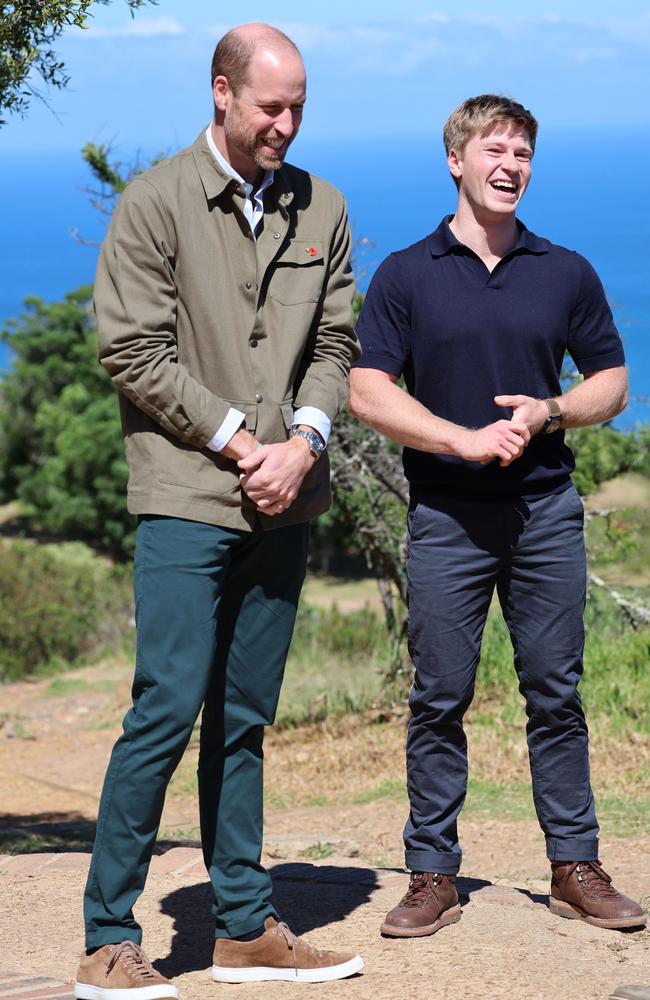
[156,862,380,977]
[0,814,200,855]
[0,814,97,854]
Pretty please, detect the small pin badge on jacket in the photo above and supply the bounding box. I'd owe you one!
[305,246,319,256]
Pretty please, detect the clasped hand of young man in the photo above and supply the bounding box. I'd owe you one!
[469,393,550,467]
[472,395,549,467]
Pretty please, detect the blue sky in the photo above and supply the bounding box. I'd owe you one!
[2,1,650,153]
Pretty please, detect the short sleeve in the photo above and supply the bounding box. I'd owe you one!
[353,253,411,375]
[567,254,625,374]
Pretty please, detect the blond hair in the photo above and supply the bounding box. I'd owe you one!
[443,94,538,155]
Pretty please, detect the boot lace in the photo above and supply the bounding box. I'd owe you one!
[399,872,444,909]
[574,861,619,899]
[106,942,160,982]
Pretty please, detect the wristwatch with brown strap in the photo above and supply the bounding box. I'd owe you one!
[542,397,563,434]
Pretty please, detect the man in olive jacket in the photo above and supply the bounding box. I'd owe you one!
[75,23,363,998]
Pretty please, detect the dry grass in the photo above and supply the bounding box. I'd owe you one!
[168,709,650,819]
[301,574,384,612]
[585,471,650,511]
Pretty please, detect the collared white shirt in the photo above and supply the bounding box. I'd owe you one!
[205,125,273,237]
[204,125,331,452]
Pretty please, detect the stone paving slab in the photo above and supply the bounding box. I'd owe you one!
[149,847,201,875]
[46,856,92,872]
[0,855,59,873]
[0,973,73,1000]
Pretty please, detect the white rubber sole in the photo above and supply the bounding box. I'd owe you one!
[74,984,179,1000]
[211,954,364,983]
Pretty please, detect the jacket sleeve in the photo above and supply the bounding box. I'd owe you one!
[292,192,361,421]
[94,177,232,448]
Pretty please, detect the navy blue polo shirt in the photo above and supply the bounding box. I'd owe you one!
[354,216,625,499]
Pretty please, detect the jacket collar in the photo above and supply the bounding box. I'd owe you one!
[192,128,234,200]
[427,215,549,258]
[191,127,294,210]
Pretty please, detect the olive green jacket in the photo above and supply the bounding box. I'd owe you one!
[94,129,359,531]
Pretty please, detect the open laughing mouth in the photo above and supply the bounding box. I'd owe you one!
[490,180,518,196]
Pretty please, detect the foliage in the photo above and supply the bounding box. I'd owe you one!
[277,602,390,726]
[0,287,132,556]
[567,423,650,496]
[275,583,650,734]
[82,141,129,195]
[1,286,100,491]
[467,587,650,735]
[585,496,650,582]
[0,540,132,681]
[0,0,155,125]
[79,142,167,223]
[19,383,132,555]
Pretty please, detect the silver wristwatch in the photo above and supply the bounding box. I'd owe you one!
[289,427,326,459]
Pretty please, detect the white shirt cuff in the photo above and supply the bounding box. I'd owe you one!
[292,406,331,444]
[207,407,246,452]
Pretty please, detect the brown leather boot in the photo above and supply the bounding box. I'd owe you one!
[550,860,647,929]
[381,871,461,937]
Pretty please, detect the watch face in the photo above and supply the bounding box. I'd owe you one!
[306,432,325,453]
[544,416,562,434]
[291,428,325,453]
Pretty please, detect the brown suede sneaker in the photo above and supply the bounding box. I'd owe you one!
[74,942,179,1000]
[212,917,364,983]
[380,871,461,937]
[549,860,647,930]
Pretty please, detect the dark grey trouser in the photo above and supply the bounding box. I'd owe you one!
[84,515,309,947]
[404,485,599,874]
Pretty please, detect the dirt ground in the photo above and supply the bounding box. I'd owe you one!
[1,662,648,1000]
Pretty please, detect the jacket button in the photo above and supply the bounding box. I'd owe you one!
[245,281,252,289]
[249,337,258,348]
[255,392,263,403]
[273,232,281,239]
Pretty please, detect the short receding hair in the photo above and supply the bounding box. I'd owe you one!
[443,94,539,155]
[211,24,301,96]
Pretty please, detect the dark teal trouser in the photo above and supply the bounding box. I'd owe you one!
[83,515,309,947]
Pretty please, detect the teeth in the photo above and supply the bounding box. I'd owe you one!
[492,181,516,191]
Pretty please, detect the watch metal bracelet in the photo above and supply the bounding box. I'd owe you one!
[289,427,325,458]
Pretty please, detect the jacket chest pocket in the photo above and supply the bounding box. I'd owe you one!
[268,240,325,305]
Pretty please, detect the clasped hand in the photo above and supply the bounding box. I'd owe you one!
[238,437,315,516]
[465,394,550,467]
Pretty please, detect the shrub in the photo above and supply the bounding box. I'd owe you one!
[0,541,132,681]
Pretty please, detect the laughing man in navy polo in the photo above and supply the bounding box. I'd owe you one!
[350,95,647,938]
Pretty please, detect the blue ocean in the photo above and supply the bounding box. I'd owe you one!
[1,130,648,429]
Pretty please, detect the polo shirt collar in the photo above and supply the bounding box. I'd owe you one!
[427,215,549,258]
